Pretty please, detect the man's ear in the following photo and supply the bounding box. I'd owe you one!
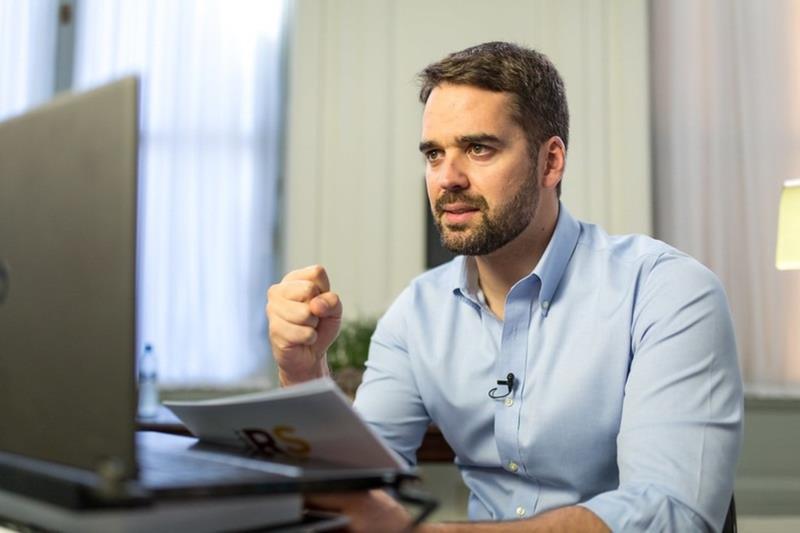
[538,136,566,192]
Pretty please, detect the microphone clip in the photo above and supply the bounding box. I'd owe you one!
[488,372,515,399]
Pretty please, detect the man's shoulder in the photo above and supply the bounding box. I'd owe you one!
[407,256,463,291]
[374,258,462,340]
[575,221,725,297]
[379,257,461,315]
[576,222,700,271]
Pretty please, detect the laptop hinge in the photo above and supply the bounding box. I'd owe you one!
[0,450,150,510]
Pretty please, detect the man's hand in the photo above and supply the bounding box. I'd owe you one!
[266,265,343,385]
[307,490,413,533]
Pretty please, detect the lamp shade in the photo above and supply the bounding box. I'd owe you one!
[776,178,800,270]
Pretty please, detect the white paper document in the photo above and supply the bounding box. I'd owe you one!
[164,377,407,471]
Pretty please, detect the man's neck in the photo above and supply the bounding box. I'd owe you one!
[475,199,559,320]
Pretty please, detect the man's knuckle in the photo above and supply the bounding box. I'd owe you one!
[300,282,316,299]
[267,284,280,298]
[273,339,291,352]
[301,327,317,343]
[297,311,311,324]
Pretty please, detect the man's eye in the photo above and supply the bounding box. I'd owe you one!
[469,144,492,157]
[426,150,442,162]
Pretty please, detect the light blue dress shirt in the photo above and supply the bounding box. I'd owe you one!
[353,204,743,532]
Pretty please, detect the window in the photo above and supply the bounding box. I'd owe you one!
[651,0,800,388]
[2,0,287,385]
[0,0,57,120]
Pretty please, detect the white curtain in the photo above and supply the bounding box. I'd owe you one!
[0,0,56,120]
[651,0,800,387]
[73,0,285,385]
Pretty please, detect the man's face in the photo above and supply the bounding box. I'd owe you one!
[420,83,539,256]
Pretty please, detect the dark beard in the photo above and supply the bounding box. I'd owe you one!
[433,172,539,256]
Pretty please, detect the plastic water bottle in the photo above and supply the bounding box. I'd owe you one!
[137,343,159,419]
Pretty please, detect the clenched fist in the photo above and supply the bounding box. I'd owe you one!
[266,265,343,386]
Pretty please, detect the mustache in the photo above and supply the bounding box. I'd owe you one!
[434,192,489,215]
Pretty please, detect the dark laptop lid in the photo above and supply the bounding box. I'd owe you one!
[0,78,139,482]
[0,80,420,523]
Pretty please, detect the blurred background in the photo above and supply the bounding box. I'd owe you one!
[1,0,799,529]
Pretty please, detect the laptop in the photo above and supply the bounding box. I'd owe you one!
[0,78,417,532]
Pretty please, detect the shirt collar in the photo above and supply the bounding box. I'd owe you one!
[453,256,479,305]
[534,203,580,316]
[451,202,581,316]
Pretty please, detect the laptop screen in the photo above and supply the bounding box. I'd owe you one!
[0,78,140,480]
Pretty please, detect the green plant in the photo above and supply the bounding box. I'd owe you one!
[327,317,377,373]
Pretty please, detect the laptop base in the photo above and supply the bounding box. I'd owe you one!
[0,487,302,533]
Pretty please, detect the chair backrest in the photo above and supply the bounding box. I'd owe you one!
[721,495,737,533]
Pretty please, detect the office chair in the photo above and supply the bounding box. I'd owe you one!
[722,495,737,533]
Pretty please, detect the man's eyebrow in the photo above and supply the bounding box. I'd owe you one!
[418,134,504,153]
[418,140,438,153]
[457,133,503,146]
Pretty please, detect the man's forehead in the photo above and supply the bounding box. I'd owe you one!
[424,83,512,114]
[421,83,518,142]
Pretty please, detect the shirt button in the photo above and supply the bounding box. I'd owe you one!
[516,506,526,517]
[504,397,514,407]
[507,461,519,472]
[542,300,550,310]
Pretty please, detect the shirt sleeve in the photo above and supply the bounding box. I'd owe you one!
[352,287,431,466]
[579,252,744,532]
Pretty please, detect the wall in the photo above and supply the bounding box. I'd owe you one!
[736,396,800,515]
[283,0,800,524]
[283,0,651,317]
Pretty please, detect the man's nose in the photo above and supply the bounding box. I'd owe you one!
[435,154,469,190]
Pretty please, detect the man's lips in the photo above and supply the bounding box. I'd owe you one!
[440,203,480,214]
[440,204,480,224]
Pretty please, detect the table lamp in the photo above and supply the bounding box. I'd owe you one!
[776,179,800,270]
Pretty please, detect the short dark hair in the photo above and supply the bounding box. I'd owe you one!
[418,42,569,195]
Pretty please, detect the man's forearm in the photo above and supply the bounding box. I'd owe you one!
[419,505,609,533]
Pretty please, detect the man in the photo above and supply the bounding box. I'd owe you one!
[267,42,743,532]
